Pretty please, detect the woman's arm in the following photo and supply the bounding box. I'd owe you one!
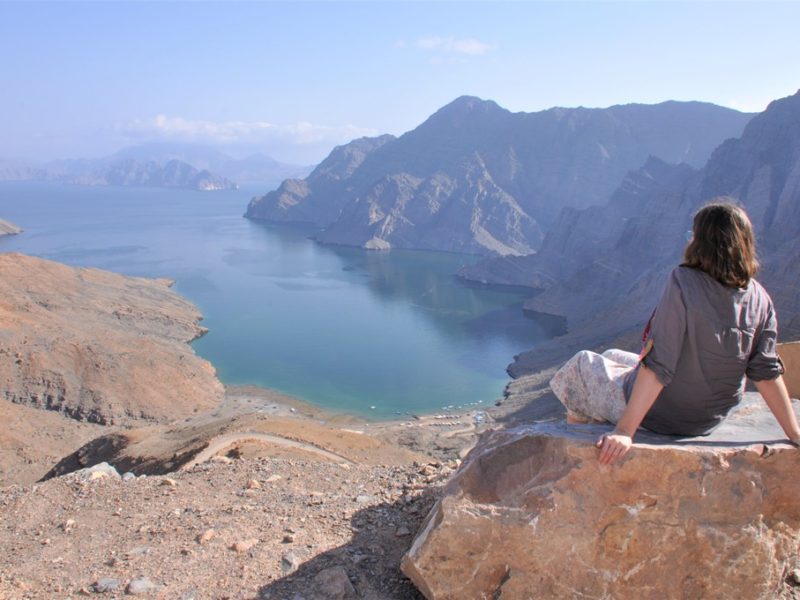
[597,364,664,464]
[754,375,800,445]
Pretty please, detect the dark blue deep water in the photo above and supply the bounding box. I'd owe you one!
[0,181,550,418]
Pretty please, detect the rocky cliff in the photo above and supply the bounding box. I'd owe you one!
[0,218,22,235]
[0,157,237,191]
[246,96,751,255]
[0,253,223,425]
[246,134,397,227]
[403,393,800,599]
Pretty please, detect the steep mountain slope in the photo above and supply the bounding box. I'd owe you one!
[246,96,751,255]
[246,134,397,226]
[501,90,800,375]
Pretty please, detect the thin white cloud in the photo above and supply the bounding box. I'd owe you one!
[117,115,378,146]
[414,36,492,56]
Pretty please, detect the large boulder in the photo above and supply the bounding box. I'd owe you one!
[402,393,800,599]
[780,341,800,398]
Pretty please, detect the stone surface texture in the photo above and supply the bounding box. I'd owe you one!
[0,253,223,424]
[402,394,800,599]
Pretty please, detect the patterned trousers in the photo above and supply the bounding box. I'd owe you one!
[549,349,639,423]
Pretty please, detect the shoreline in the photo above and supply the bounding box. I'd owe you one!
[219,365,565,463]
[223,381,499,424]
[0,248,556,488]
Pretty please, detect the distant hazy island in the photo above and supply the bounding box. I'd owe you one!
[0,156,236,192]
[0,144,312,192]
[0,218,22,235]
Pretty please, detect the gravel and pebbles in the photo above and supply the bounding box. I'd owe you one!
[0,455,456,599]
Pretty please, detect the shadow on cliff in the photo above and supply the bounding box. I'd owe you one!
[256,489,439,600]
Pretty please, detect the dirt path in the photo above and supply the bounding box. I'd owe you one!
[181,432,357,469]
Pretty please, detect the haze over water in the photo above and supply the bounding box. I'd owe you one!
[0,181,552,417]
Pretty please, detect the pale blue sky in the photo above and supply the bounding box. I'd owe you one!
[1,1,799,163]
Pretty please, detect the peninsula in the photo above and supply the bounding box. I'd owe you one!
[0,218,21,235]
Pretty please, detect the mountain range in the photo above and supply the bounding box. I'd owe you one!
[247,90,800,375]
[460,90,800,375]
[246,96,752,255]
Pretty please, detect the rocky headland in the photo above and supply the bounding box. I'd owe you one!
[246,96,751,256]
[0,253,224,426]
[0,218,22,235]
[0,252,228,486]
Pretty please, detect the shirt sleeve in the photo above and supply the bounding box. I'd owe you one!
[746,299,785,381]
[641,269,686,387]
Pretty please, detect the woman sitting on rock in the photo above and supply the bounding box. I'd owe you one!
[550,201,800,464]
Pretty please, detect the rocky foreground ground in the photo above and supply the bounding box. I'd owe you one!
[0,375,554,600]
[0,377,549,600]
[0,455,456,600]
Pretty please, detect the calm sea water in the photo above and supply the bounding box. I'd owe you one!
[0,181,550,418]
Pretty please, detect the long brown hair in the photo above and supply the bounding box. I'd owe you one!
[683,201,759,288]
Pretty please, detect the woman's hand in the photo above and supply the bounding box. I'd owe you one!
[596,432,633,464]
[753,376,800,448]
[595,363,662,466]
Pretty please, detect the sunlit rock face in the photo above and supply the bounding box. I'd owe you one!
[402,393,800,600]
[0,253,223,425]
[246,96,750,256]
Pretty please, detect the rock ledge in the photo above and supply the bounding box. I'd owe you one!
[402,395,800,599]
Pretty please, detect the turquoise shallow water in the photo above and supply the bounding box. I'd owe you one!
[0,181,551,418]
